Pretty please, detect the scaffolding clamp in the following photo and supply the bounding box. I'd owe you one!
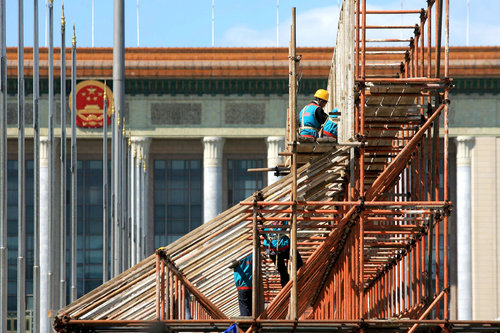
[420,8,427,21]
[413,24,421,38]
[444,200,453,216]
[354,133,366,143]
[274,166,290,177]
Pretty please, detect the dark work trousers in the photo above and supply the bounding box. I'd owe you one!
[270,249,303,287]
[185,290,192,319]
[237,289,252,316]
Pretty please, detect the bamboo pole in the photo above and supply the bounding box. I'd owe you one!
[289,6,298,321]
[251,200,258,318]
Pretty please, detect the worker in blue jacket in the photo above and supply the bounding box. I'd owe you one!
[262,216,303,288]
[298,89,329,139]
[229,253,253,316]
[321,108,338,139]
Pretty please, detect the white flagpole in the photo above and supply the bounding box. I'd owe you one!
[212,0,215,47]
[137,0,140,47]
[32,0,41,330]
[59,2,67,308]
[466,0,470,46]
[17,0,27,330]
[70,24,77,302]
[276,0,279,47]
[0,0,7,332]
[92,0,95,47]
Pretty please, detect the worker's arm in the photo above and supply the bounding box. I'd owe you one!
[314,107,328,124]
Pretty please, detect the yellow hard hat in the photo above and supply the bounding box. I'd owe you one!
[314,89,329,101]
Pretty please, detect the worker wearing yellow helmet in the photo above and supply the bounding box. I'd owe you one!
[298,89,329,139]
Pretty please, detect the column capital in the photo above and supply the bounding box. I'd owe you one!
[266,136,285,165]
[40,136,50,168]
[266,136,285,145]
[131,136,151,148]
[203,136,225,168]
[456,136,474,167]
[266,136,285,185]
[131,136,151,162]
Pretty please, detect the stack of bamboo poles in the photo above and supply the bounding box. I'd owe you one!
[56,146,351,322]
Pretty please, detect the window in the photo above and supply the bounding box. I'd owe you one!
[6,160,34,312]
[154,160,202,248]
[76,160,112,297]
[227,159,264,207]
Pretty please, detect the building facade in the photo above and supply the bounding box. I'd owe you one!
[3,46,500,324]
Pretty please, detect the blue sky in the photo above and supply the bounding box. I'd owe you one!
[5,0,500,48]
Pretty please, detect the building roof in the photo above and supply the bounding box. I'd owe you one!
[5,46,500,79]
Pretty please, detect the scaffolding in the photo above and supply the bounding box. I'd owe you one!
[54,1,500,332]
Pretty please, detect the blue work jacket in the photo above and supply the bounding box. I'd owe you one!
[298,102,323,138]
[263,220,290,252]
[323,108,338,138]
[233,254,252,290]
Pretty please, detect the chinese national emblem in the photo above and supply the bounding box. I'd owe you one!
[69,80,114,128]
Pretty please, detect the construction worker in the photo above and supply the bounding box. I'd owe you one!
[262,216,303,288]
[229,253,253,316]
[321,107,339,139]
[298,89,329,139]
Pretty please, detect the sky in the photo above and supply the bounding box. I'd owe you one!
[4,0,500,48]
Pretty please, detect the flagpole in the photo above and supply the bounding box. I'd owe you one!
[276,0,279,47]
[17,0,27,331]
[44,0,47,47]
[92,0,95,47]
[211,0,215,47]
[0,0,7,331]
[70,24,77,302]
[113,0,125,277]
[109,102,114,279]
[466,0,470,46]
[59,2,67,308]
[33,0,41,330]
[136,0,139,47]
[127,133,131,268]
[103,84,109,283]
[116,110,122,272]
[47,0,55,327]
[122,121,127,271]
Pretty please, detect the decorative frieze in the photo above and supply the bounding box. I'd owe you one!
[225,103,265,125]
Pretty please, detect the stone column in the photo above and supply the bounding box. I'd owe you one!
[39,137,50,333]
[203,137,225,223]
[266,136,285,185]
[131,137,150,263]
[456,136,474,320]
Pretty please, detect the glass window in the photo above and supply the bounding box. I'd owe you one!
[75,160,111,298]
[227,159,264,207]
[154,159,202,249]
[6,160,34,312]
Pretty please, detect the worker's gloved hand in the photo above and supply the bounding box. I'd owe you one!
[228,259,240,269]
[265,248,276,256]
